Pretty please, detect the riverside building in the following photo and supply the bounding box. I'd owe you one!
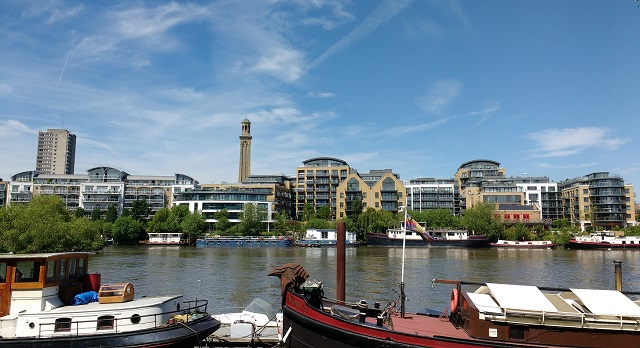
[35,129,76,175]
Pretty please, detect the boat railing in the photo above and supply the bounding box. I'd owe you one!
[34,299,209,338]
[480,307,640,331]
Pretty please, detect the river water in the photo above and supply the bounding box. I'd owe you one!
[89,246,640,315]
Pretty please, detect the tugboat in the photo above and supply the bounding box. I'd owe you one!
[0,252,220,347]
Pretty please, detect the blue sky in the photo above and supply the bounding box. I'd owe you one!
[1,1,639,190]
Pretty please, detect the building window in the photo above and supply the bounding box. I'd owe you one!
[584,197,589,203]
[583,189,588,194]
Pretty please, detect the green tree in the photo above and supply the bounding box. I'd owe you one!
[306,218,334,230]
[105,205,118,223]
[74,207,86,218]
[273,211,290,236]
[316,206,332,220]
[214,209,232,234]
[147,207,171,233]
[90,207,102,221]
[302,202,315,221]
[461,202,503,241]
[130,199,151,222]
[238,203,261,236]
[0,195,103,253]
[351,199,363,220]
[112,216,145,245]
[181,211,207,242]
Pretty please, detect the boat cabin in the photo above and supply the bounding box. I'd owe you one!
[0,252,90,318]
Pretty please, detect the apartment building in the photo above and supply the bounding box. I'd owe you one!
[295,157,356,219]
[334,169,405,219]
[558,172,635,230]
[405,178,456,213]
[35,129,76,175]
[172,174,292,231]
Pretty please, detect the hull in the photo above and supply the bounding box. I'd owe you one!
[0,314,220,348]
[366,233,489,248]
[283,291,533,348]
[196,237,293,247]
[490,240,555,249]
[566,240,640,249]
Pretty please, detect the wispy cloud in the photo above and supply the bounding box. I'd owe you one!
[0,82,12,95]
[528,127,630,158]
[417,79,462,115]
[47,4,85,24]
[309,0,414,70]
[306,91,336,98]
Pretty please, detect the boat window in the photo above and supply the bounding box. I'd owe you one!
[78,258,86,277]
[55,318,72,332]
[0,262,6,283]
[130,314,141,324]
[509,326,525,340]
[97,315,115,330]
[69,259,77,278]
[46,260,56,282]
[15,261,40,283]
[58,259,67,280]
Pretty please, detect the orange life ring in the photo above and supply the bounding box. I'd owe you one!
[450,288,459,313]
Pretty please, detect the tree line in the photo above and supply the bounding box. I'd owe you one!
[3,195,638,254]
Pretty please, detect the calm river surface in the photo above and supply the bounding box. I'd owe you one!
[89,246,640,314]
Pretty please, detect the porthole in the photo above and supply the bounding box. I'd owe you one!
[29,322,35,329]
[130,314,141,324]
[176,303,180,311]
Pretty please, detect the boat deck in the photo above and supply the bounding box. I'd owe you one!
[384,312,469,339]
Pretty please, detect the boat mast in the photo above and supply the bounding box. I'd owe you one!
[400,205,407,318]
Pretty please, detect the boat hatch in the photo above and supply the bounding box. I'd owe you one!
[486,283,557,312]
[570,288,640,316]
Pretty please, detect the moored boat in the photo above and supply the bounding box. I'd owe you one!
[566,232,640,249]
[490,240,556,249]
[269,262,640,348]
[195,235,293,247]
[208,298,282,347]
[367,229,490,248]
[296,229,360,247]
[146,232,189,245]
[0,252,220,347]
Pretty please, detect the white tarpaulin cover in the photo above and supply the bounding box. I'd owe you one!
[487,283,557,312]
[467,293,503,313]
[570,288,640,317]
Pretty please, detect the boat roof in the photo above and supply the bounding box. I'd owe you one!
[479,283,640,316]
[0,252,90,261]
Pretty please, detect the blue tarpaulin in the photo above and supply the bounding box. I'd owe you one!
[72,291,99,305]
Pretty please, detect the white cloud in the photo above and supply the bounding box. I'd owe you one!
[0,82,12,95]
[47,4,85,24]
[309,0,414,70]
[306,91,336,98]
[417,80,462,115]
[528,127,630,158]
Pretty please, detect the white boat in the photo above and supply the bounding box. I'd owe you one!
[0,252,219,347]
[490,240,556,249]
[146,232,189,245]
[208,298,283,346]
[296,228,360,247]
[567,232,640,249]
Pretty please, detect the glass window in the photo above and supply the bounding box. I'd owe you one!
[0,262,6,283]
[15,261,40,283]
[58,259,67,280]
[78,259,86,277]
[69,259,77,278]
[55,318,72,332]
[46,260,56,282]
[97,316,115,330]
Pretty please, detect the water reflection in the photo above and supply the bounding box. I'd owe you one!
[89,246,640,314]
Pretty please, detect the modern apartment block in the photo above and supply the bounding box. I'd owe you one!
[335,169,405,219]
[405,178,456,213]
[295,157,356,219]
[558,172,636,230]
[172,174,292,231]
[35,129,76,175]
